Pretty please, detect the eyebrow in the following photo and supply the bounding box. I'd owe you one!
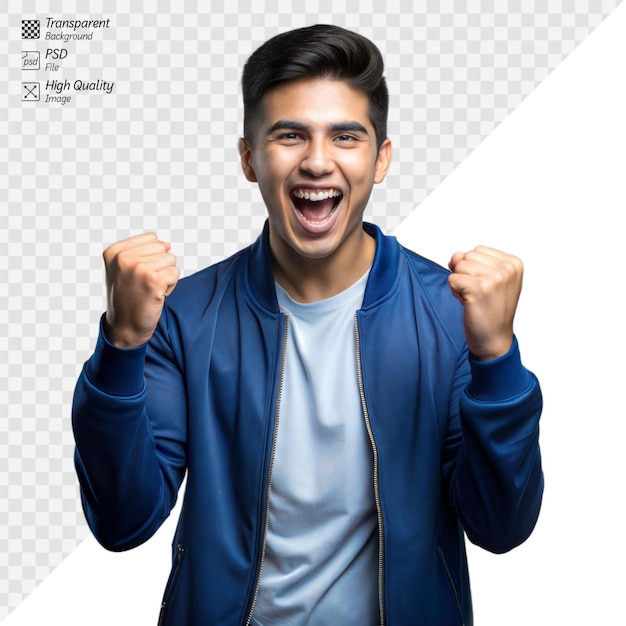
[264,120,370,137]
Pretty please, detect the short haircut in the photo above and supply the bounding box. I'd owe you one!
[242,24,389,151]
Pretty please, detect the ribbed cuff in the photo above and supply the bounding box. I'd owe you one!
[467,337,532,401]
[84,315,147,397]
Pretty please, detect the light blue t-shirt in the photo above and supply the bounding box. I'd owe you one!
[251,273,379,625]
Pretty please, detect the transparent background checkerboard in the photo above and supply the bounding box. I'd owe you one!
[1,0,622,618]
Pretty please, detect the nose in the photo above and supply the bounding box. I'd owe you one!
[300,137,334,177]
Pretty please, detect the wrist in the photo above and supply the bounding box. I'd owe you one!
[103,315,148,350]
[467,334,514,362]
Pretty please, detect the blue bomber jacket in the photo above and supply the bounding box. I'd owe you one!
[72,222,543,626]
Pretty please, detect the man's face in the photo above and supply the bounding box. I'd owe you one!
[239,78,391,266]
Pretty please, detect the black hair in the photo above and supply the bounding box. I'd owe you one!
[242,24,389,150]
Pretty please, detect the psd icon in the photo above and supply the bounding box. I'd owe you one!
[22,51,40,70]
[22,20,40,39]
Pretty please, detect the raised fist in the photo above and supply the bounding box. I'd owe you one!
[448,246,523,362]
[102,233,180,349]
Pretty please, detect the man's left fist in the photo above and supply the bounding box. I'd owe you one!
[448,246,523,361]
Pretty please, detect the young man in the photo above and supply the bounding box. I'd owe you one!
[72,25,543,625]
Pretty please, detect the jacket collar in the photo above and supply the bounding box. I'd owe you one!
[246,220,400,313]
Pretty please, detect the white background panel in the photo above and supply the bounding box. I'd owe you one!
[395,4,626,624]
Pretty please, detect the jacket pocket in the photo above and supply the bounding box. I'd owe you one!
[158,543,185,626]
[436,545,464,626]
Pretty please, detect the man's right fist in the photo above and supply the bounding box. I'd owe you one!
[103,233,180,349]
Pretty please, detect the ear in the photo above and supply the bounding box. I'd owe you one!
[238,137,257,182]
[374,138,392,184]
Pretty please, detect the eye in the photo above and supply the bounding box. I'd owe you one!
[334,134,359,144]
[275,132,304,144]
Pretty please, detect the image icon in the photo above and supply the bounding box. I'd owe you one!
[22,82,40,101]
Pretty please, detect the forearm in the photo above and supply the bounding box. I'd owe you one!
[449,339,544,553]
[73,374,166,550]
[72,320,185,550]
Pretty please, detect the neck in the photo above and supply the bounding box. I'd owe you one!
[270,226,375,303]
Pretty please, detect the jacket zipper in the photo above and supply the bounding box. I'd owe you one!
[245,315,289,626]
[436,545,465,626]
[354,314,386,626]
[158,543,185,626]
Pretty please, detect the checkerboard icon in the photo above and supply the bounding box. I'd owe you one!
[22,19,40,39]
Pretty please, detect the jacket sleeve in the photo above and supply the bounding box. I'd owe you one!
[446,337,544,554]
[71,312,187,552]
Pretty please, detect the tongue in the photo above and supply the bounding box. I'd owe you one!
[297,197,336,223]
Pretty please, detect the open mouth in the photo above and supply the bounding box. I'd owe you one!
[291,188,343,225]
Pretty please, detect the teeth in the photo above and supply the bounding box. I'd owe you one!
[293,189,341,202]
